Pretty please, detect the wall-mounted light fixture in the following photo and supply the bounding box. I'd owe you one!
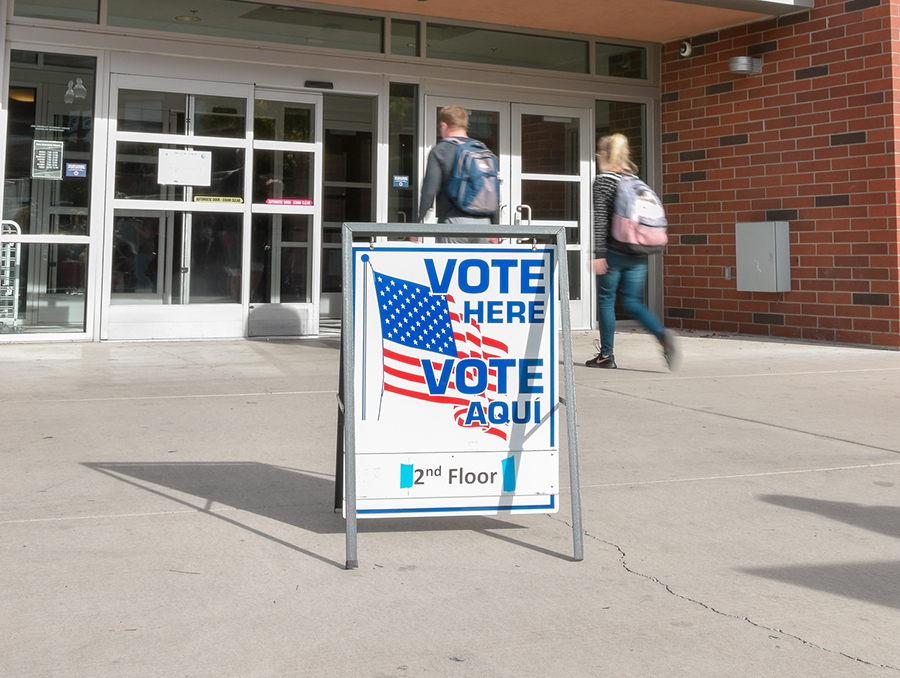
[729,56,762,74]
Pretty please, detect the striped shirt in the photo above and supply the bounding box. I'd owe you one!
[592,170,637,259]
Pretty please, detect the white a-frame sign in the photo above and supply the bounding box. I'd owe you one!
[339,223,583,569]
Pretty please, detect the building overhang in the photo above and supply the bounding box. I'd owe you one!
[318,0,814,43]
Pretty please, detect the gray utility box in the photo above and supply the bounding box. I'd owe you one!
[735,221,791,293]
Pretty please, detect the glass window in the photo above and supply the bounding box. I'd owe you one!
[322,94,376,296]
[108,0,383,54]
[521,181,580,222]
[117,90,187,134]
[115,143,184,201]
[427,24,588,74]
[253,151,313,204]
[190,213,243,303]
[196,147,245,201]
[596,43,647,79]
[14,0,99,23]
[567,250,581,302]
[111,211,242,305]
[254,100,314,143]
[434,108,500,155]
[391,20,419,58]
[521,114,579,175]
[115,143,245,202]
[3,51,97,235]
[111,214,161,299]
[251,214,313,304]
[194,96,246,138]
[388,83,418,226]
[117,92,246,138]
[0,241,88,333]
[595,100,646,178]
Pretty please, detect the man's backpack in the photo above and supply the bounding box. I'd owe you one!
[444,137,500,216]
[610,174,668,254]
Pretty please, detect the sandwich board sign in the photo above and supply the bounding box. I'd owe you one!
[339,222,583,568]
[348,241,558,517]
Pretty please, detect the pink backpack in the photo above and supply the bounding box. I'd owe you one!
[611,175,668,254]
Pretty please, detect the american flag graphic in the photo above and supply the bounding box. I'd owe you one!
[369,267,510,440]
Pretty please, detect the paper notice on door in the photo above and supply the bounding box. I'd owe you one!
[158,149,212,186]
[32,140,65,180]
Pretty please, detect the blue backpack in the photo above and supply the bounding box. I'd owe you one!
[610,174,668,254]
[444,137,500,216]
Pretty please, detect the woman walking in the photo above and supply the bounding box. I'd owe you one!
[585,133,678,370]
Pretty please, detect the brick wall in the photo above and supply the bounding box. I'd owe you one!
[660,0,900,347]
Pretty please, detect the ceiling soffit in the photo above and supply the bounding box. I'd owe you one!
[308,0,807,44]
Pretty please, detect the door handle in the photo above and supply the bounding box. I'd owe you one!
[515,204,532,226]
[181,267,189,274]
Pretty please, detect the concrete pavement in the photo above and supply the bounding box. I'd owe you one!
[2,330,900,677]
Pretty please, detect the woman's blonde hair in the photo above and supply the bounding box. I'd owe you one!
[597,133,638,174]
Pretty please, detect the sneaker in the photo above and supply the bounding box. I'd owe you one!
[585,340,616,368]
[661,329,680,371]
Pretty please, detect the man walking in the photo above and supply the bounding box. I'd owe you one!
[417,105,499,243]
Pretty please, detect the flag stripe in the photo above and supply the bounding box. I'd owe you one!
[373,268,510,441]
[384,347,420,367]
[385,382,470,406]
[384,364,426,385]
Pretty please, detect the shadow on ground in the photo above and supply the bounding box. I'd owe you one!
[742,560,900,610]
[761,494,900,540]
[83,462,567,566]
[744,494,900,609]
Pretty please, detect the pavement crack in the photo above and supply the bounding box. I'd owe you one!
[575,523,900,673]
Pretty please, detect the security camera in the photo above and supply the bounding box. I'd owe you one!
[679,41,692,58]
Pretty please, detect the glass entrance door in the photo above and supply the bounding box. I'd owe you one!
[105,75,251,339]
[104,76,322,339]
[511,104,592,327]
[424,97,592,328]
[249,91,323,336]
[423,97,511,224]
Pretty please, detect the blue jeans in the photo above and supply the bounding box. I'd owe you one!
[596,249,665,356]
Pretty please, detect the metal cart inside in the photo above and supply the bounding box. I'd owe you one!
[1,220,23,333]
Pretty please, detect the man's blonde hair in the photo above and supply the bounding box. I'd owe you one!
[597,133,638,173]
[439,105,469,131]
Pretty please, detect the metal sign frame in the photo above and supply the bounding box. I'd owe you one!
[340,222,583,568]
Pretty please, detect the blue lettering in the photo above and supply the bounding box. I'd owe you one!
[424,259,456,294]
[421,359,454,395]
[459,259,489,293]
[487,301,503,323]
[529,301,545,323]
[457,358,488,395]
[464,402,487,425]
[519,359,543,394]
[489,358,516,394]
[490,259,516,293]
[512,401,531,424]
[488,401,509,424]
[522,259,545,294]
[507,301,526,323]
[464,301,484,324]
